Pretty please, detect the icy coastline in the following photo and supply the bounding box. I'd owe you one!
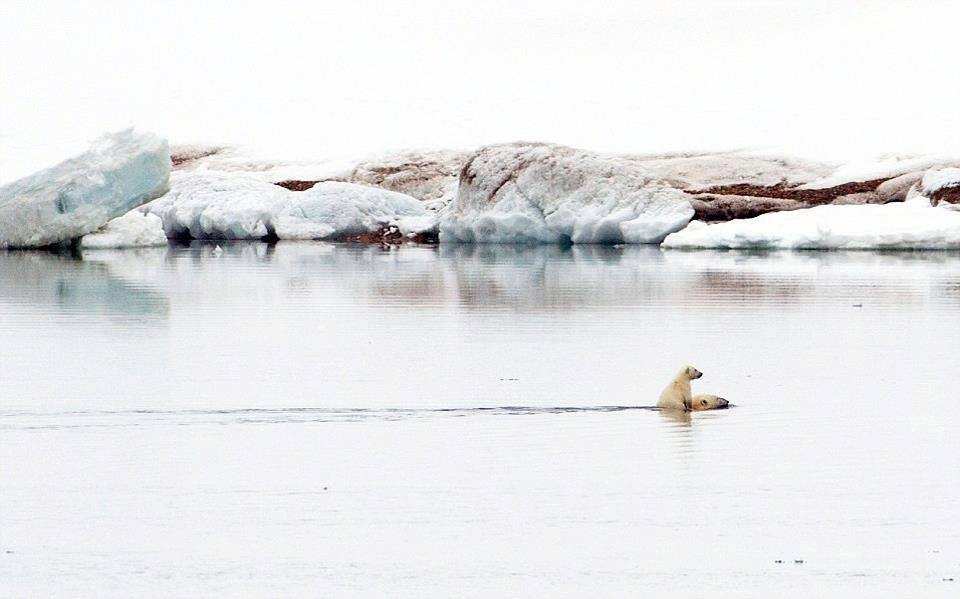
[4,134,960,250]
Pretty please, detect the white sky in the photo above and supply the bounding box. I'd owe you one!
[2,0,959,181]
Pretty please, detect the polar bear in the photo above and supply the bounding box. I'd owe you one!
[657,365,729,411]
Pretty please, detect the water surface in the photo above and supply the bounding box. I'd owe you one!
[1,243,959,597]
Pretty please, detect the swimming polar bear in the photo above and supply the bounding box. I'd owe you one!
[657,365,729,411]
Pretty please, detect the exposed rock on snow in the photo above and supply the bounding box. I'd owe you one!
[168,145,352,184]
[875,172,924,203]
[441,143,695,244]
[80,211,168,249]
[662,197,960,250]
[326,150,468,206]
[170,145,225,167]
[686,178,894,220]
[688,194,810,221]
[800,155,960,190]
[170,145,466,207]
[0,130,170,248]
[145,172,437,242]
[921,168,960,205]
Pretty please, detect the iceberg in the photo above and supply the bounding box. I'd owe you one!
[440,143,695,244]
[80,211,168,249]
[145,173,437,241]
[662,197,960,250]
[0,129,170,248]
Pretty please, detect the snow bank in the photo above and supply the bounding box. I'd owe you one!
[921,168,960,198]
[80,211,168,249]
[171,145,466,207]
[441,143,695,244]
[0,129,170,248]
[145,173,436,241]
[145,172,288,239]
[273,181,435,240]
[340,150,467,206]
[801,155,960,190]
[636,151,831,190]
[168,145,352,183]
[662,197,960,250]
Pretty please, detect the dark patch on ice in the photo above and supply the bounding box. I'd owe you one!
[275,180,319,192]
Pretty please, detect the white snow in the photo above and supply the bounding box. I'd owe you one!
[145,173,436,241]
[0,129,170,248]
[169,145,355,184]
[801,155,960,190]
[634,150,832,189]
[273,181,435,240]
[145,172,288,239]
[921,167,960,196]
[80,211,168,249]
[440,143,695,244]
[662,197,960,250]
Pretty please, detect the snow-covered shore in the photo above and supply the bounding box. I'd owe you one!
[4,134,960,250]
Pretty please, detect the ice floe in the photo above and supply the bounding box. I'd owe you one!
[145,172,436,241]
[662,197,960,250]
[0,129,170,248]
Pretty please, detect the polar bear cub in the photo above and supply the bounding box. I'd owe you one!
[657,365,729,411]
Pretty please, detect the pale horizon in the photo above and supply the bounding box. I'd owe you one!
[3,0,960,182]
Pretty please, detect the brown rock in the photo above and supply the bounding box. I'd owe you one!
[689,194,809,221]
[875,171,924,203]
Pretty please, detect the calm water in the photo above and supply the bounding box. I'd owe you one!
[1,243,959,597]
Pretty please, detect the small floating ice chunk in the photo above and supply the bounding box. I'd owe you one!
[80,211,168,249]
[662,197,960,250]
[0,129,170,248]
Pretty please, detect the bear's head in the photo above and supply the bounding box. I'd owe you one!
[685,365,703,380]
[691,395,730,411]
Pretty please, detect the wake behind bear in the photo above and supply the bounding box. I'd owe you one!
[657,365,730,411]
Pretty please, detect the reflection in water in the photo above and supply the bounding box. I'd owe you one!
[0,249,169,321]
[2,241,960,597]
[143,241,960,313]
[657,408,692,427]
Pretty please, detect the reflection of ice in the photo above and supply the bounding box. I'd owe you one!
[135,241,960,315]
[5,243,955,326]
[0,250,169,321]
